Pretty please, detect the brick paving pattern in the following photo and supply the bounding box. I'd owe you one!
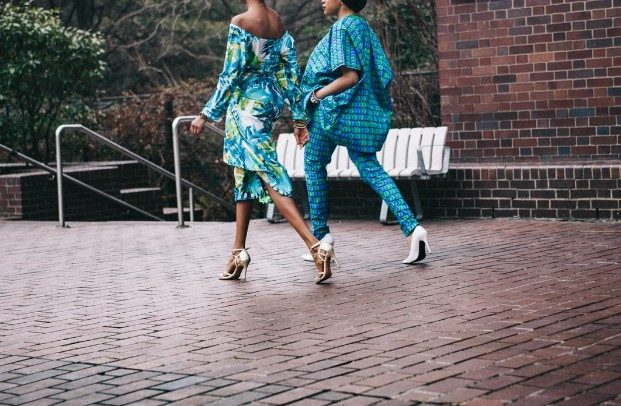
[0,218,619,405]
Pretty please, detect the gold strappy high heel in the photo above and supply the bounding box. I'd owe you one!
[219,248,251,281]
[310,242,339,284]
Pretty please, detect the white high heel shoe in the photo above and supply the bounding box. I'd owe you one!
[402,226,431,264]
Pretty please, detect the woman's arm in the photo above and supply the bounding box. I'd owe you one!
[314,67,359,100]
[276,35,306,121]
[191,25,246,135]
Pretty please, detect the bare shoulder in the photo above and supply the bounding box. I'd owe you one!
[231,8,285,39]
[268,8,286,35]
[231,13,246,27]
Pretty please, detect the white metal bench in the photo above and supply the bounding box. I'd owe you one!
[267,127,450,223]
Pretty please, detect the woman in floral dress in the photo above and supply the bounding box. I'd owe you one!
[300,0,431,264]
[190,0,336,283]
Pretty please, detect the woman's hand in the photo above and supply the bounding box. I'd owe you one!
[190,116,207,135]
[294,126,309,148]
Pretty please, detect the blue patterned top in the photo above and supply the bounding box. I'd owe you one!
[202,24,305,171]
[301,15,393,152]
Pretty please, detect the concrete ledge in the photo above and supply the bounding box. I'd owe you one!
[289,161,621,221]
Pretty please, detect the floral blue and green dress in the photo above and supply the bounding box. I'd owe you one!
[202,24,305,203]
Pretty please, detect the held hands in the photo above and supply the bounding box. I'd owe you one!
[190,115,206,135]
[294,126,309,148]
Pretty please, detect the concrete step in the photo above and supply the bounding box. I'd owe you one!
[118,187,163,220]
[162,206,204,222]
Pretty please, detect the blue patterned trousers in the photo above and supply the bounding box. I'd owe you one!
[304,132,418,240]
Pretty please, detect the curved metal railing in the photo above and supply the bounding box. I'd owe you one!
[55,124,234,228]
[172,116,230,228]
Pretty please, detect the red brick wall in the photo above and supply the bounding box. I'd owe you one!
[0,177,22,219]
[435,0,621,162]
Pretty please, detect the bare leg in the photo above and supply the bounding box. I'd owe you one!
[263,184,318,249]
[233,200,253,250]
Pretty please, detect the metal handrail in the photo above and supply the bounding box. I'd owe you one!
[172,116,230,228]
[0,143,163,223]
[55,124,234,228]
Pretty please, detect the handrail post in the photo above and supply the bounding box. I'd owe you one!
[171,115,230,228]
[189,188,195,223]
[55,125,69,228]
[172,116,194,228]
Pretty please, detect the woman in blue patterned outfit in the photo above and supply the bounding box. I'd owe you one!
[190,0,336,283]
[300,0,431,263]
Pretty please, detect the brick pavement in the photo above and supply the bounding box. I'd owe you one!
[0,218,619,405]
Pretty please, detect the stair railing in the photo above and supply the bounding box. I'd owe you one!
[172,116,229,228]
[55,124,235,228]
[0,142,163,223]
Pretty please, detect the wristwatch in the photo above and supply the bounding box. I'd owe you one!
[198,112,208,120]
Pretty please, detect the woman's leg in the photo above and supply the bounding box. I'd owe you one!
[348,149,418,237]
[263,182,336,283]
[263,183,318,249]
[304,131,337,240]
[233,200,253,250]
[220,167,254,280]
[231,167,258,250]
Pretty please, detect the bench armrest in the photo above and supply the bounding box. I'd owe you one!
[442,146,450,174]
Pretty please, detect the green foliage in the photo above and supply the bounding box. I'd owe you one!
[95,80,235,221]
[366,0,440,126]
[366,0,437,71]
[0,3,105,162]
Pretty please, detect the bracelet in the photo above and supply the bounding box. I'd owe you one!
[198,112,208,120]
[293,120,307,128]
[309,91,322,106]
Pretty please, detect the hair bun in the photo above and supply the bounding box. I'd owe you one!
[341,0,367,13]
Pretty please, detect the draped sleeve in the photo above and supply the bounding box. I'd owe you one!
[275,34,306,121]
[202,25,247,122]
[329,25,363,74]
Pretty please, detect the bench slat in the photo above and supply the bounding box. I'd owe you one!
[382,130,400,171]
[421,128,435,171]
[430,127,447,173]
[406,128,423,170]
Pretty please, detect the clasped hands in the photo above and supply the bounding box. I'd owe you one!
[294,125,309,148]
[191,114,309,148]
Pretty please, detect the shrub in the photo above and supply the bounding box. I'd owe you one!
[0,3,105,163]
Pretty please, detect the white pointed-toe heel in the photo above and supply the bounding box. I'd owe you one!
[402,226,431,264]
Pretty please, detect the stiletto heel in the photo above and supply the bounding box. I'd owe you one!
[310,241,339,283]
[241,259,251,281]
[219,248,251,280]
[302,233,334,262]
[403,226,431,264]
